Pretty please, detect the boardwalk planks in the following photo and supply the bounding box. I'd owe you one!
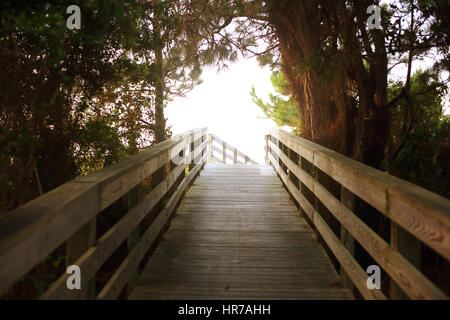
[267,128,450,300]
[130,164,353,300]
[3,127,448,300]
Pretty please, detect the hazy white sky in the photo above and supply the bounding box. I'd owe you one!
[166,56,278,164]
[166,51,449,164]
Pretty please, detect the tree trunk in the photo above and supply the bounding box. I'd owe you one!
[267,1,390,168]
[268,1,351,155]
[154,17,166,144]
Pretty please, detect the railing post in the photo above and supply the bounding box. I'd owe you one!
[126,185,142,296]
[189,131,195,170]
[298,156,308,221]
[310,165,322,244]
[276,136,282,168]
[199,132,207,174]
[143,137,172,237]
[287,147,300,200]
[265,135,270,164]
[206,134,210,163]
[390,223,421,299]
[222,141,226,164]
[340,186,355,293]
[208,134,213,163]
[66,219,96,299]
[286,147,293,200]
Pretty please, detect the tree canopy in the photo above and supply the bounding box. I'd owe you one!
[2,0,449,207]
[1,0,449,300]
[250,70,300,134]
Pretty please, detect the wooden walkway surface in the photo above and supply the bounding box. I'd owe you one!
[129,164,353,300]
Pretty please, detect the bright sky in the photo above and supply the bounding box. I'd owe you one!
[166,52,449,165]
[166,56,278,164]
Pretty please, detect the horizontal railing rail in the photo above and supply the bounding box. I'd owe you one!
[0,127,208,299]
[266,128,450,300]
[208,134,258,165]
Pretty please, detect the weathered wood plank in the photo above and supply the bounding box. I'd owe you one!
[76,130,196,211]
[0,181,100,295]
[131,285,353,300]
[268,148,447,300]
[129,164,352,300]
[97,154,206,300]
[0,127,206,297]
[270,128,450,262]
[66,219,97,299]
[40,163,186,299]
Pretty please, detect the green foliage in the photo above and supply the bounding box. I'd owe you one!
[74,115,128,176]
[383,69,450,197]
[0,0,196,298]
[251,70,300,134]
[0,1,184,212]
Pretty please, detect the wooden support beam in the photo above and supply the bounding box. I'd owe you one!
[390,223,421,299]
[126,185,142,296]
[97,154,207,300]
[340,186,355,293]
[66,219,96,299]
[189,132,195,170]
[222,141,226,164]
[208,135,213,163]
[265,135,270,164]
[310,163,321,244]
[0,128,208,298]
[270,128,450,262]
[268,138,447,300]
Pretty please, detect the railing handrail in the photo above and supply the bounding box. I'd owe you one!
[269,128,450,258]
[266,128,450,300]
[208,134,259,165]
[0,127,208,298]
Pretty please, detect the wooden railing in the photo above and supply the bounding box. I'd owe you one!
[0,127,208,299]
[266,128,450,300]
[208,134,258,165]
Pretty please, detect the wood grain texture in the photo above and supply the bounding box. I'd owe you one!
[40,164,186,300]
[269,143,448,300]
[129,164,353,300]
[268,139,448,300]
[270,128,450,262]
[0,181,100,295]
[0,128,206,297]
[97,153,207,300]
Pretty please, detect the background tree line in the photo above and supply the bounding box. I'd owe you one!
[0,0,240,297]
[248,0,449,198]
[0,0,237,215]
[1,0,449,297]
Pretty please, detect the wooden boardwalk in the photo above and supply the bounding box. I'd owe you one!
[130,164,353,300]
[3,128,448,300]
